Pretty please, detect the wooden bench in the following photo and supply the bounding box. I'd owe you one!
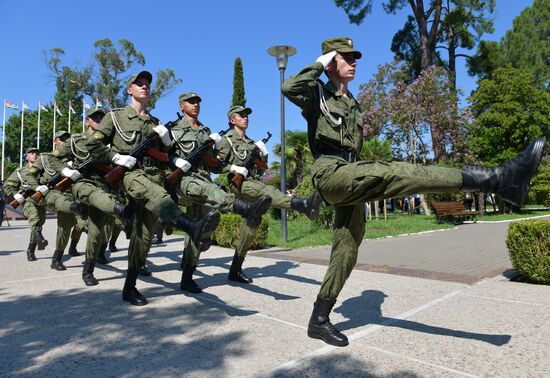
[431,201,478,224]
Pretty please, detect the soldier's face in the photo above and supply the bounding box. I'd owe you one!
[329,52,356,82]
[180,98,201,117]
[127,78,151,101]
[230,112,249,130]
[26,152,38,163]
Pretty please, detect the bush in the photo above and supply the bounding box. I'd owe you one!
[530,158,550,207]
[506,220,550,284]
[212,213,269,249]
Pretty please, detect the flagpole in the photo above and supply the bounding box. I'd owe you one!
[1,99,6,181]
[68,101,72,133]
[53,102,57,150]
[19,101,24,167]
[37,101,41,149]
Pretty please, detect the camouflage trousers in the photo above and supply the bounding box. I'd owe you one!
[312,157,463,299]
[46,190,86,252]
[23,201,46,244]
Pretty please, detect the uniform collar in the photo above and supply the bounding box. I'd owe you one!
[125,105,149,120]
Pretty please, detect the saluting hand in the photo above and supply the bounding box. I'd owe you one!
[316,51,337,68]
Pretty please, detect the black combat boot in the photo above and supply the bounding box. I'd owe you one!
[151,222,164,244]
[122,270,148,306]
[308,296,349,347]
[82,259,98,286]
[175,210,221,252]
[35,227,48,250]
[139,263,153,276]
[108,241,118,252]
[97,243,109,265]
[461,137,546,207]
[114,203,132,237]
[26,243,37,261]
[67,238,80,256]
[180,264,202,293]
[228,252,253,284]
[232,196,272,228]
[50,249,66,271]
[70,202,88,216]
[291,191,323,220]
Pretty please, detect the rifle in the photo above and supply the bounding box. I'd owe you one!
[44,158,112,195]
[104,113,183,186]
[164,126,232,188]
[9,188,35,209]
[231,132,272,189]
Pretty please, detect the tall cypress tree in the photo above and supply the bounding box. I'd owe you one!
[231,57,246,107]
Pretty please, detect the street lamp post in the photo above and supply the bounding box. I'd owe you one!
[268,45,296,243]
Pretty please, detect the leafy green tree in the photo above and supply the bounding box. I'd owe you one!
[44,39,181,111]
[231,57,246,107]
[468,67,550,165]
[468,0,550,88]
[360,138,394,161]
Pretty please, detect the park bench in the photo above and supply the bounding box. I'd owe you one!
[431,201,478,224]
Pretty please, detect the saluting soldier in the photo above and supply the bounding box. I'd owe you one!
[85,71,220,305]
[282,36,546,347]
[33,130,87,271]
[216,105,322,284]
[3,147,49,260]
[169,92,271,293]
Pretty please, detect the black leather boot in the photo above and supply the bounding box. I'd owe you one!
[308,296,349,347]
[461,137,546,207]
[151,222,164,244]
[122,270,148,306]
[82,259,98,286]
[180,264,202,293]
[68,238,80,256]
[291,191,323,220]
[70,202,88,216]
[232,196,272,228]
[228,252,253,283]
[50,249,66,271]
[108,241,118,252]
[139,263,153,276]
[114,203,132,237]
[26,243,37,261]
[176,210,220,252]
[97,243,109,265]
[35,227,48,250]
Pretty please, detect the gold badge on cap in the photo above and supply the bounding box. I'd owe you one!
[348,39,352,46]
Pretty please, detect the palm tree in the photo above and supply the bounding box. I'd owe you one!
[273,130,313,189]
[360,138,394,161]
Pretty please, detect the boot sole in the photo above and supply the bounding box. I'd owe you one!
[307,330,349,347]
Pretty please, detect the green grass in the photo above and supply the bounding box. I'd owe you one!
[265,210,550,249]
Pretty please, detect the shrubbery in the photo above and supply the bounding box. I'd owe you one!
[506,220,550,284]
[212,213,269,249]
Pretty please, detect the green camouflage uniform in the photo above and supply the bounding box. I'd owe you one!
[217,129,285,258]
[86,105,180,273]
[282,62,462,299]
[170,117,233,266]
[3,165,46,244]
[55,132,119,262]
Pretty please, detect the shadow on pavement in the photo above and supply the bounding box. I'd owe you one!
[335,290,512,346]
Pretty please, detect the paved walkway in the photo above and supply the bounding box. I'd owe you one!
[1,216,549,377]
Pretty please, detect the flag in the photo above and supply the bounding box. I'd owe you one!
[5,100,19,110]
[95,97,103,109]
[83,100,91,110]
[54,102,63,116]
[22,101,31,112]
[39,101,48,112]
[69,102,76,114]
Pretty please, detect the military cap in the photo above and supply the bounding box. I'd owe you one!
[86,107,105,118]
[227,105,252,119]
[127,70,153,87]
[322,37,362,59]
[179,92,202,103]
[54,130,70,139]
[26,147,40,154]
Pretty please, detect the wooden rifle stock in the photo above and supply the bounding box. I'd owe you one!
[10,189,37,208]
[230,132,272,189]
[230,173,246,190]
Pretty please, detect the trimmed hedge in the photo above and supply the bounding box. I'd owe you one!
[506,220,550,284]
[212,213,269,249]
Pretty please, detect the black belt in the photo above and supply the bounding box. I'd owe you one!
[142,156,161,168]
[314,150,357,163]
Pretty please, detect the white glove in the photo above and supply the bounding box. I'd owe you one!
[316,51,337,68]
[36,185,49,195]
[112,153,137,169]
[14,193,25,205]
[209,133,223,149]
[61,167,81,181]
[255,140,269,156]
[153,124,171,146]
[230,164,248,178]
[172,157,192,173]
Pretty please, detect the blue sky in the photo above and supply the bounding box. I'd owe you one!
[0,0,533,150]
